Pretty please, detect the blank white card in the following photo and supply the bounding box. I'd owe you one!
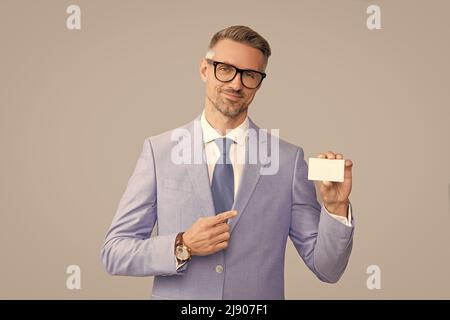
[307,158,345,182]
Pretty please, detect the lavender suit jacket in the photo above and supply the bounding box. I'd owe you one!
[101,115,354,299]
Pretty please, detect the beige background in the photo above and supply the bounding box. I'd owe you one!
[1,0,449,299]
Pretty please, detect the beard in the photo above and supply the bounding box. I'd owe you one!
[208,91,248,119]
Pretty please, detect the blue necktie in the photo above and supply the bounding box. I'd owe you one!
[211,138,235,214]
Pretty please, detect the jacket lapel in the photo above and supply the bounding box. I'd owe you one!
[229,118,266,233]
[184,116,216,218]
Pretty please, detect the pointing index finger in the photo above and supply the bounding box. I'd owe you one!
[213,210,238,225]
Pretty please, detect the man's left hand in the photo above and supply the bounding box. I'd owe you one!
[316,151,353,217]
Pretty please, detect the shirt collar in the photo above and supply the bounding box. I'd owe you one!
[200,110,249,145]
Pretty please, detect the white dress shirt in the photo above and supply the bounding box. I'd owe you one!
[200,111,352,226]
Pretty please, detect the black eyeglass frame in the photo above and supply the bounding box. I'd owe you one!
[206,59,267,89]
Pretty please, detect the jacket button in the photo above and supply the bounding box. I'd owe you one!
[215,265,224,274]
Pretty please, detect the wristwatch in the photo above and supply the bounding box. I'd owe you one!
[175,232,191,262]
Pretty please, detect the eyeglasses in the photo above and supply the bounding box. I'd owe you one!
[206,59,266,89]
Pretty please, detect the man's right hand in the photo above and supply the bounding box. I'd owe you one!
[182,210,237,256]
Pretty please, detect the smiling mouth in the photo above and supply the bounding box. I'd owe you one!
[222,92,242,101]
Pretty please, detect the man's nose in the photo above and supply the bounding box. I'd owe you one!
[228,72,243,90]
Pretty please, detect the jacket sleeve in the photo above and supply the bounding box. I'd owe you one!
[100,138,180,277]
[289,147,354,283]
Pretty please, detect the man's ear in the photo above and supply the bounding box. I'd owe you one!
[199,58,208,83]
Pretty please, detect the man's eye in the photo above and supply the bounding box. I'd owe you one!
[244,72,256,79]
[219,65,232,72]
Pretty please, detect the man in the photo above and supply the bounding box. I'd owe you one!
[101,25,355,299]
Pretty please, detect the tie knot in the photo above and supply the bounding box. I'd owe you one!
[215,138,234,157]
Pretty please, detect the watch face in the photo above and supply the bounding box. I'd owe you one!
[176,246,190,260]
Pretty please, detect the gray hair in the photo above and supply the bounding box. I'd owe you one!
[206,25,271,68]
